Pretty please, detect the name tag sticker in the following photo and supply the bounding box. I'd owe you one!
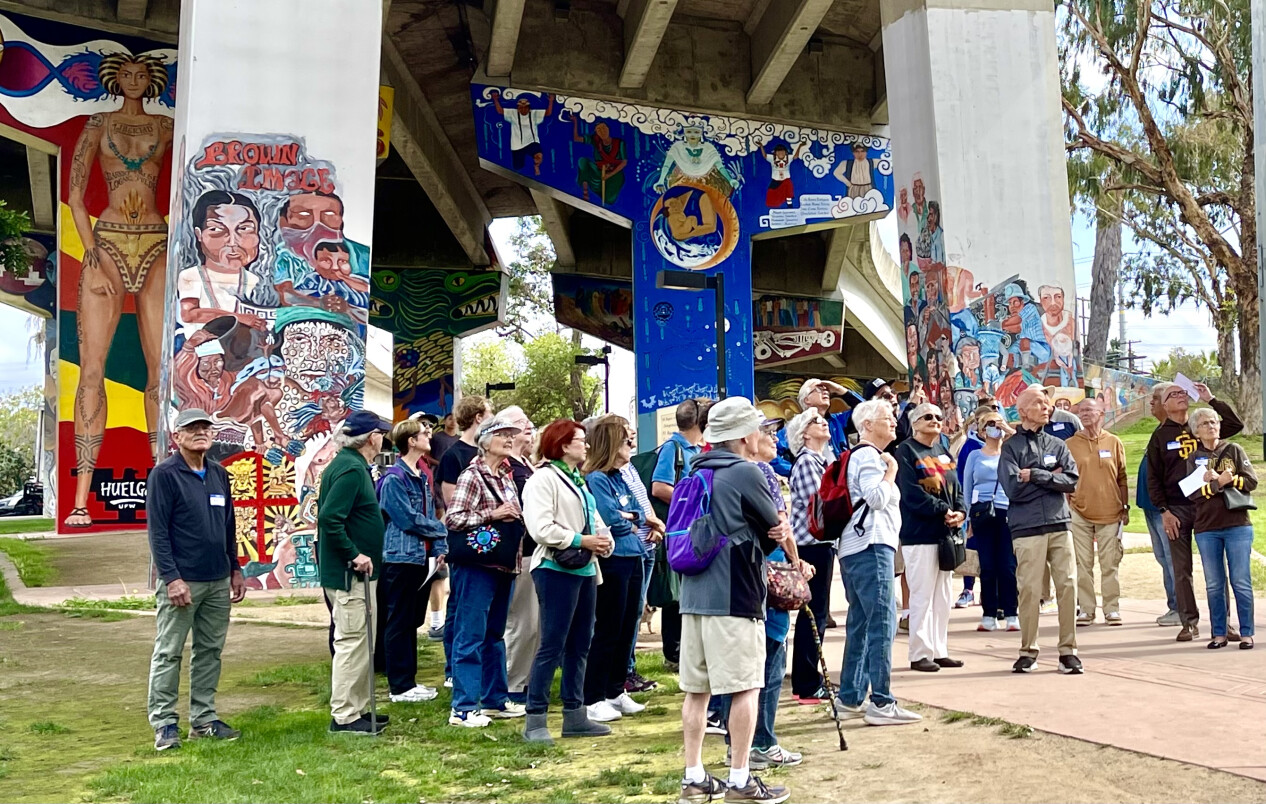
[938,454,951,464]
[209,494,226,507]
[1043,455,1056,467]
[1055,423,1068,432]
[1195,457,1209,467]
[619,495,630,506]
[1167,441,1181,451]
[1099,449,1112,459]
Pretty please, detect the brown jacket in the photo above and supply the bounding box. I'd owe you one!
[1068,430,1128,524]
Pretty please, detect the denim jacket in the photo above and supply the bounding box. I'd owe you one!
[379,457,446,565]
[585,468,646,557]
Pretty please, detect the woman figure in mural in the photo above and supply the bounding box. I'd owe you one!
[662,191,718,241]
[66,53,173,529]
[653,125,738,197]
[758,137,802,208]
[916,200,946,265]
[954,336,983,390]
[573,118,626,205]
[833,142,876,199]
[178,190,268,333]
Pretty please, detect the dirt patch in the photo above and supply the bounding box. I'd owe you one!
[37,531,151,589]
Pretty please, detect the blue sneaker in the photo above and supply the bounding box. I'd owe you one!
[154,723,181,751]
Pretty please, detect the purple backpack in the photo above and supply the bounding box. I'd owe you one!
[665,468,726,576]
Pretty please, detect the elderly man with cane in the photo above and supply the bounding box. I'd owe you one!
[319,410,393,735]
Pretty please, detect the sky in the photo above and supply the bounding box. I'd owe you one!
[0,209,1216,410]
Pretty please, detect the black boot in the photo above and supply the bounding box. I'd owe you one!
[561,706,611,737]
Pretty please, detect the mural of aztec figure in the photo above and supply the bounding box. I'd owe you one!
[896,171,1083,431]
[0,233,56,317]
[0,12,177,532]
[472,84,892,419]
[370,266,505,418]
[166,134,370,587]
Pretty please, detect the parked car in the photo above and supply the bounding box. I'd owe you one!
[0,481,43,516]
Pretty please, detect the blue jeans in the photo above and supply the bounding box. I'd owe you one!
[627,546,657,675]
[448,563,514,713]
[713,635,787,750]
[838,544,896,708]
[1145,508,1178,613]
[528,568,597,713]
[1194,526,1256,638]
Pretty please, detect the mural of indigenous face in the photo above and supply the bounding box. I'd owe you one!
[279,191,345,264]
[278,319,358,393]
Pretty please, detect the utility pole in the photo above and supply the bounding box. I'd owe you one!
[1253,0,1266,456]
[1117,283,1127,348]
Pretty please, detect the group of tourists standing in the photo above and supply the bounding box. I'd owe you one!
[142,371,1255,804]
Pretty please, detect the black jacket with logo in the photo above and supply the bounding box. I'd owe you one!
[999,425,1079,538]
[1145,398,1242,511]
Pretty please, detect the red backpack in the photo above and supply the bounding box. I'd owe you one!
[808,444,877,541]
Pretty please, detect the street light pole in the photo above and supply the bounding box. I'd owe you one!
[713,272,727,400]
[574,346,612,412]
[1254,0,1266,456]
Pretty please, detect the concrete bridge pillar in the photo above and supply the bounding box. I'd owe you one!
[881,0,1080,429]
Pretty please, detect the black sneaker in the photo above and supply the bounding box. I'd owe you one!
[704,714,727,735]
[360,712,390,725]
[1012,656,1037,674]
[1058,655,1084,675]
[678,772,725,804]
[625,671,659,692]
[189,720,241,741]
[724,775,790,804]
[427,625,444,642]
[154,723,181,751]
[329,715,386,735]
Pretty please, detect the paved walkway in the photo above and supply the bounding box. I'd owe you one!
[818,590,1266,783]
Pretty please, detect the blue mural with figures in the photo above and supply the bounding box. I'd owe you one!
[471,83,893,415]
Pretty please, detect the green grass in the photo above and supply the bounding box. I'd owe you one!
[0,568,39,617]
[60,595,155,611]
[0,519,54,536]
[272,595,320,606]
[25,722,69,735]
[0,538,55,587]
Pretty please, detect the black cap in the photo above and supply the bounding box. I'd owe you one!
[342,410,392,437]
[863,378,891,401]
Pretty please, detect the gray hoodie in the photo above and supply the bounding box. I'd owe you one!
[679,448,781,619]
[999,424,1079,538]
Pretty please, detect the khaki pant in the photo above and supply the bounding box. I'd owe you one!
[1013,531,1077,658]
[147,578,231,730]
[326,579,378,725]
[1070,512,1122,617]
[504,555,540,694]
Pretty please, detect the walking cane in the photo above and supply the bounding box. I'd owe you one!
[803,605,848,751]
[350,564,378,733]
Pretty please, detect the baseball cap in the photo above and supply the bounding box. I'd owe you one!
[174,408,213,429]
[410,411,440,426]
[703,397,764,443]
[342,410,393,436]
[864,378,892,400]
[478,416,524,441]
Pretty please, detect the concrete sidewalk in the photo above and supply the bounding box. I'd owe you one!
[818,593,1266,783]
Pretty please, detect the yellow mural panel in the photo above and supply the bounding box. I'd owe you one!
[58,202,87,263]
[57,360,148,430]
[377,86,394,161]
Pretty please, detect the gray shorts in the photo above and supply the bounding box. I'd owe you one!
[679,614,765,695]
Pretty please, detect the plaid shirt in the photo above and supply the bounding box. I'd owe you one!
[443,456,521,532]
[789,449,827,546]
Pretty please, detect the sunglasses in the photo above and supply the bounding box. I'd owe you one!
[920,414,943,422]
[625,438,636,447]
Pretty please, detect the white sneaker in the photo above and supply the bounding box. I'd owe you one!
[448,710,492,728]
[587,700,623,722]
[977,616,998,632]
[864,702,922,726]
[608,692,645,714]
[1040,599,1057,615]
[481,701,526,719]
[443,677,453,688]
[1156,609,1181,627]
[390,685,438,703]
[1005,616,1021,632]
[833,700,866,721]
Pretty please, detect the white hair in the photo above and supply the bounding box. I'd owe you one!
[786,408,825,456]
[1188,406,1220,435]
[334,431,373,451]
[499,405,530,426]
[852,399,893,433]
[477,414,519,453]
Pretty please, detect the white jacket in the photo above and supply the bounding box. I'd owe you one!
[521,463,607,581]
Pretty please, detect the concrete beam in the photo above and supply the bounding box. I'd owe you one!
[530,189,576,268]
[618,0,680,89]
[747,0,833,105]
[116,0,148,24]
[382,38,492,266]
[822,223,855,293]
[825,225,905,371]
[744,0,773,36]
[484,0,528,78]
[0,1,176,42]
[26,147,54,231]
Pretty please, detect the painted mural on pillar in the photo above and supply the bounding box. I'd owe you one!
[369,266,505,417]
[552,273,634,351]
[166,135,370,587]
[754,372,864,424]
[0,12,177,533]
[471,83,892,415]
[0,233,56,317]
[1085,364,1156,429]
[895,177,1083,432]
[752,294,843,367]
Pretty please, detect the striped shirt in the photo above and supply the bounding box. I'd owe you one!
[837,444,901,558]
[619,463,656,547]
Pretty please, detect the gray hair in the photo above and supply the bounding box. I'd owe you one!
[334,431,373,451]
[477,414,519,453]
[1188,406,1220,435]
[1152,382,1176,402]
[852,399,894,433]
[786,408,826,456]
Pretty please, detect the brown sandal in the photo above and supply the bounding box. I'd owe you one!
[65,507,93,528]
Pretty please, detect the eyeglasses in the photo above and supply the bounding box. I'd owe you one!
[1196,419,1220,427]
[1165,390,1188,401]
